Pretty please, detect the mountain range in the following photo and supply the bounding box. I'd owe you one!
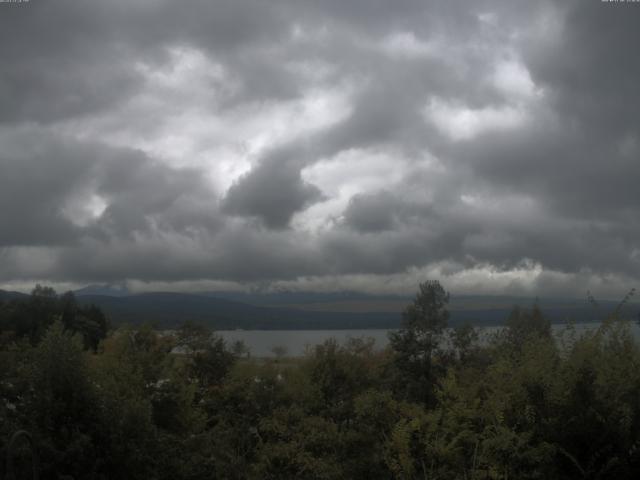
[1,285,637,330]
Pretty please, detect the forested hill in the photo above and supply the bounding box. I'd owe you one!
[0,290,27,301]
[74,292,398,330]
[75,290,638,329]
[3,281,640,479]
[2,288,637,329]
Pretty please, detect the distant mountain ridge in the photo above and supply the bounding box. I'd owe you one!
[2,287,638,330]
[201,290,411,306]
[0,289,28,301]
[74,292,400,330]
[72,291,640,330]
[74,284,130,297]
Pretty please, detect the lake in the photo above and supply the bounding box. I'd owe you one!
[217,322,640,357]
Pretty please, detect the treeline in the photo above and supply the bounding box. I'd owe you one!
[0,285,109,350]
[1,282,640,479]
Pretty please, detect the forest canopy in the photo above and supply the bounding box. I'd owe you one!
[1,282,640,479]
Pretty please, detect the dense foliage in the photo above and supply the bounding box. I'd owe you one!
[1,283,640,479]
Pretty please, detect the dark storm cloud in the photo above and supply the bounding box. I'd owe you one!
[525,0,640,135]
[91,151,222,239]
[518,0,640,218]
[54,223,323,284]
[343,191,431,233]
[0,0,294,123]
[424,0,640,281]
[0,131,84,245]
[0,2,141,123]
[0,127,220,249]
[1,0,639,295]
[343,192,400,233]
[222,145,324,229]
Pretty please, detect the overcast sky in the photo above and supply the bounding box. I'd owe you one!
[1,0,639,297]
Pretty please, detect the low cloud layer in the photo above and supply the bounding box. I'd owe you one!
[1,0,639,297]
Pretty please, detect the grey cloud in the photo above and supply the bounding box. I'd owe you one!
[0,0,294,124]
[222,147,324,229]
[0,130,90,246]
[49,223,323,284]
[525,0,640,135]
[0,128,221,246]
[0,2,143,123]
[1,0,639,296]
[343,191,430,233]
[317,220,458,277]
[91,152,222,239]
[344,192,400,232]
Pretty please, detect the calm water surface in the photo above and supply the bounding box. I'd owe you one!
[218,322,640,357]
